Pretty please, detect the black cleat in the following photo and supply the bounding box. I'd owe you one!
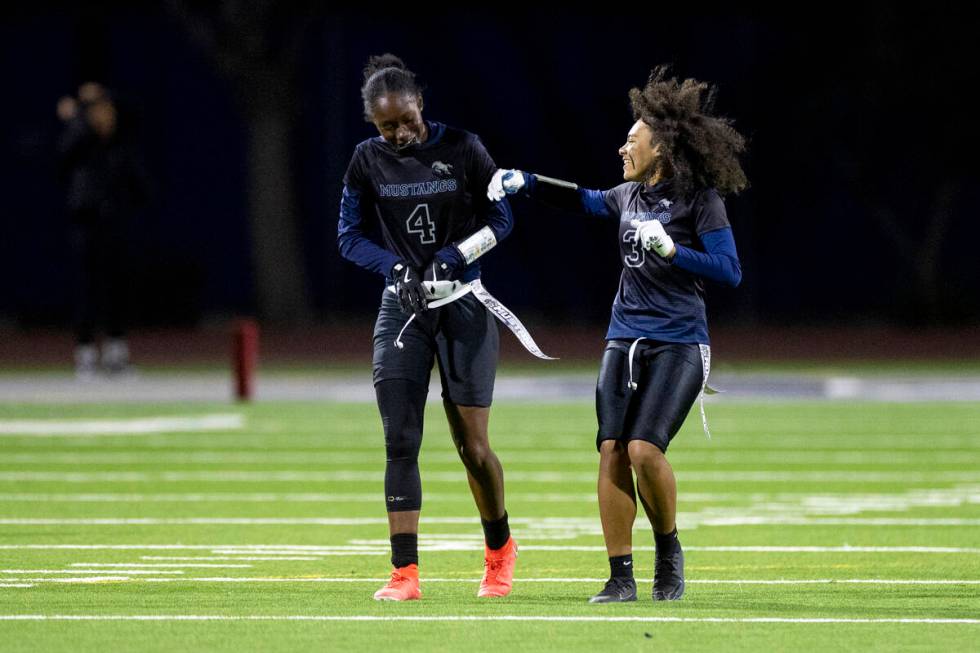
[588,576,637,603]
[653,545,685,600]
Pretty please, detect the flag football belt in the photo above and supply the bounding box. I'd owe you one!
[386,280,557,360]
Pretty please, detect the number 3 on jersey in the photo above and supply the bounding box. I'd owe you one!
[623,228,645,268]
[407,204,436,244]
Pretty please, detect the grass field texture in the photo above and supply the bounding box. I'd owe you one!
[0,401,978,651]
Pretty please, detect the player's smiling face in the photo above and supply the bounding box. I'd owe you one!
[371,92,427,150]
[618,120,663,183]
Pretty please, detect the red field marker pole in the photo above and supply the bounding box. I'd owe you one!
[233,319,259,401]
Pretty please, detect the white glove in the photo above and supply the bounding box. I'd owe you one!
[487,169,526,201]
[631,219,675,259]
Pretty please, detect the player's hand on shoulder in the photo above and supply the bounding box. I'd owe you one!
[391,261,427,314]
[631,219,676,259]
[487,169,527,201]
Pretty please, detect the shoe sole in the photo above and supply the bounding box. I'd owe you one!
[373,595,421,601]
[477,589,512,598]
[588,595,637,603]
[653,581,685,601]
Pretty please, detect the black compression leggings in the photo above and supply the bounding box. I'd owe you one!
[376,379,427,512]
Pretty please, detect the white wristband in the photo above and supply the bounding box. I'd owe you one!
[455,226,498,265]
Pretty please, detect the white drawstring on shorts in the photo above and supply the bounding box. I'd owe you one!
[626,337,646,391]
[393,312,418,350]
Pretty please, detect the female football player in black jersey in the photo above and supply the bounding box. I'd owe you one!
[338,54,517,601]
[489,66,748,603]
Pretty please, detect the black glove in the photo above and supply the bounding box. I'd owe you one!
[391,261,427,315]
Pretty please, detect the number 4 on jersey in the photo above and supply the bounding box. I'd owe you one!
[407,203,436,244]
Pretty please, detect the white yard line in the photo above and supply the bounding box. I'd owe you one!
[0,493,600,503]
[2,544,978,554]
[0,615,976,624]
[71,562,252,569]
[1,517,977,526]
[10,577,979,585]
[6,577,131,584]
[0,415,243,436]
[2,570,183,575]
[211,550,387,556]
[6,434,972,450]
[1,470,979,483]
[1,489,974,505]
[141,557,320,561]
[152,578,980,585]
[5,451,978,465]
[522,545,980,554]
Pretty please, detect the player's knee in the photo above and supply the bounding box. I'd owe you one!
[385,425,422,462]
[599,439,628,458]
[377,379,426,462]
[598,440,631,472]
[627,438,667,466]
[457,441,492,470]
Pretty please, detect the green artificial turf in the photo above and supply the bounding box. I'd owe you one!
[0,401,978,651]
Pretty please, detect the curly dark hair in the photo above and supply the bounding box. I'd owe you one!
[629,65,748,197]
[360,53,423,122]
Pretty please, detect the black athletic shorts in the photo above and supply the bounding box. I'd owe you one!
[595,339,705,453]
[372,289,499,407]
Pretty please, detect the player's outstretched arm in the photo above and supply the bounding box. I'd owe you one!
[488,169,612,218]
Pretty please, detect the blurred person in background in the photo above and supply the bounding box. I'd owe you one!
[489,66,747,603]
[57,82,147,378]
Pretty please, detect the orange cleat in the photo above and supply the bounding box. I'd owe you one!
[478,537,518,597]
[373,564,421,601]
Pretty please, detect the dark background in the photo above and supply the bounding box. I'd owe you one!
[2,4,978,335]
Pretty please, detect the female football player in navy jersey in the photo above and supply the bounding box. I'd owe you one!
[338,54,517,601]
[489,66,748,603]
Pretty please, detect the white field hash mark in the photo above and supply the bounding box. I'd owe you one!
[0,615,977,624]
[0,414,243,436]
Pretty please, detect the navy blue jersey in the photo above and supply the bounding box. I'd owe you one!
[527,175,739,344]
[338,121,513,282]
[601,180,732,343]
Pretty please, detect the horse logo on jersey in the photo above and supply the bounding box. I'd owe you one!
[431,161,454,178]
[659,199,673,209]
